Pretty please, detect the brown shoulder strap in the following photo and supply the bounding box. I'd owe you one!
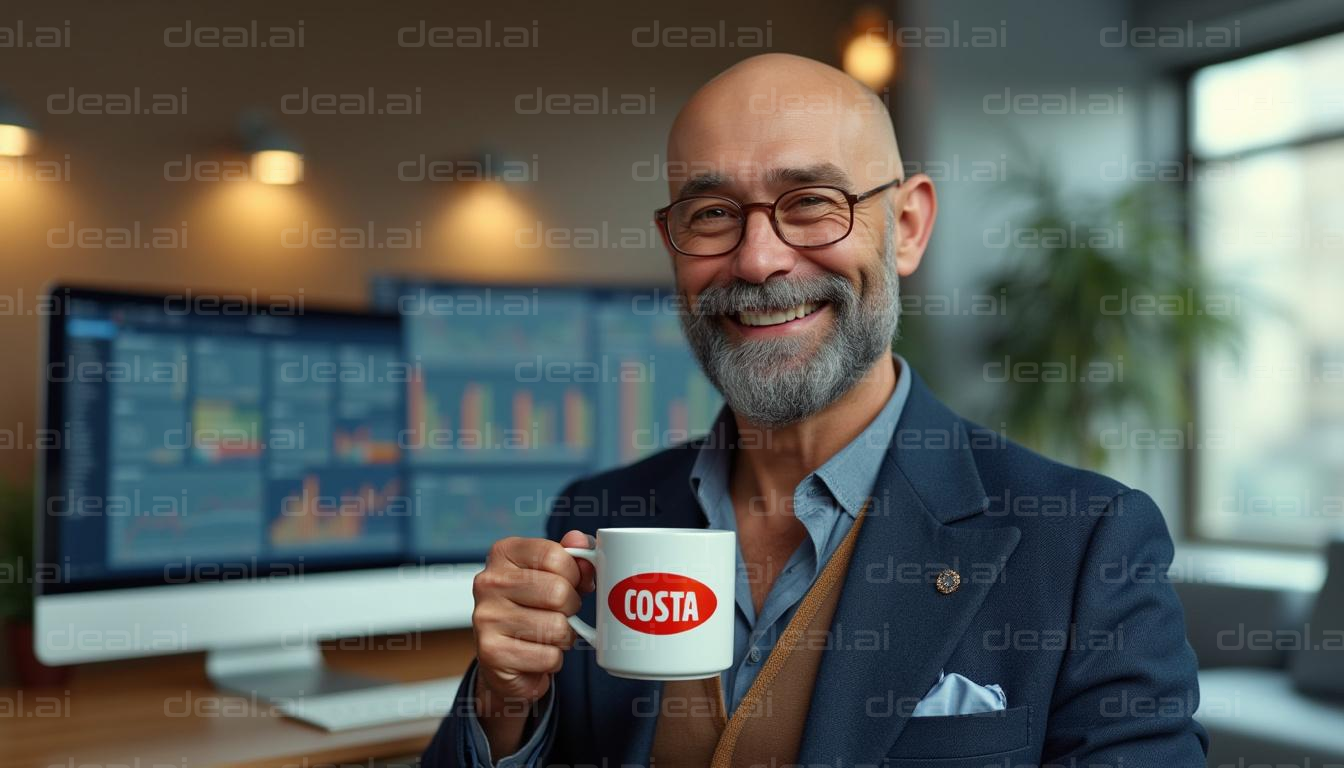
[711,502,868,767]
[649,501,870,768]
[648,673,729,768]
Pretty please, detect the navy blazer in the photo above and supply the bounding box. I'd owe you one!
[423,371,1210,766]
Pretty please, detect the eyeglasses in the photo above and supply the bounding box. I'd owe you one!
[654,179,902,257]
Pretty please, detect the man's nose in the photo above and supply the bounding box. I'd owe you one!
[730,208,799,284]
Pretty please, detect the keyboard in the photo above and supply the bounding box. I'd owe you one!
[277,675,464,732]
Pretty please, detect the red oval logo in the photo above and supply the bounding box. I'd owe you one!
[608,572,717,635]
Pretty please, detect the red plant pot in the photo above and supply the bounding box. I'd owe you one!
[4,620,70,689]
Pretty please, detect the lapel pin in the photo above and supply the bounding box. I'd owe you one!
[935,568,961,595]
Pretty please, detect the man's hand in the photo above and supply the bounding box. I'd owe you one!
[470,530,596,757]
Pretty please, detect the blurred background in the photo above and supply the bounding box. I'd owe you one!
[2,0,1343,765]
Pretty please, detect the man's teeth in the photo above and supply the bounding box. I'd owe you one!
[736,302,823,327]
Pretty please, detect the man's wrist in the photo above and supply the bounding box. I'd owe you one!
[475,675,549,758]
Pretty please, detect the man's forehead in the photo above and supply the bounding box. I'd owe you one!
[674,162,855,198]
[669,105,855,159]
[666,109,871,198]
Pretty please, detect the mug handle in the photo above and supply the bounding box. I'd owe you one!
[563,547,598,646]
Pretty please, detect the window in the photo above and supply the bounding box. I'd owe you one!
[1190,30,1344,547]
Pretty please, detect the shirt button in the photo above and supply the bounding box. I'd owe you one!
[749,647,762,663]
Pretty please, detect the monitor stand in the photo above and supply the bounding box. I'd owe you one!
[206,642,390,703]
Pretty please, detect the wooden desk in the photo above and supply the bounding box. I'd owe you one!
[0,629,477,768]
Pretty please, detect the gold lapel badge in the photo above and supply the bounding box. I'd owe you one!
[935,568,961,595]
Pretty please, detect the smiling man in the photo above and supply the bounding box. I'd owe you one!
[423,53,1208,767]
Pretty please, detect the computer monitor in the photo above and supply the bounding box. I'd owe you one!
[36,281,722,699]
[35,285,478,698]
[371,277,722,554]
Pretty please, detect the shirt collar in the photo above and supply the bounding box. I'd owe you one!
[815,353,910,517]
[690,353,913,525]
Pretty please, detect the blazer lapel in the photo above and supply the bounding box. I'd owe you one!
[584,377,1021,766]
[796,374,1022,764]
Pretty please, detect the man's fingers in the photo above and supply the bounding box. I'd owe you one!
[478,632,566,675]
[493,568,582,614]
[489,604,577,648]
[559,529,594,549]
[496,536,582,588]
[559,529,597,592]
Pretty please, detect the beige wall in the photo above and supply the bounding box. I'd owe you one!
[0,0,866,484]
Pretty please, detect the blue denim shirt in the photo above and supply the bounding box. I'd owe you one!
[463,354,911,765]
[689,353,910,714]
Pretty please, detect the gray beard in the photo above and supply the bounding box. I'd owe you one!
[678,232,901,429]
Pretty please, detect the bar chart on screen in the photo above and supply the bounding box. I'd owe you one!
[368,279,724,562]
[594,294,721,468]
[268,468,405,557]
[407,368,594,463]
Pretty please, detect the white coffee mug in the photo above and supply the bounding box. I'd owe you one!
[564,527,735,680]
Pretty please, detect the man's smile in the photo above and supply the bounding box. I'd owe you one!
[726,301,831,337]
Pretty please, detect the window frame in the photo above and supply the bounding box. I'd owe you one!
[1179,23,1344,551]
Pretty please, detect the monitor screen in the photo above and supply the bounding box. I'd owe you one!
[40,286,410,595]
[372,278,722,558]
[39,283,724,597]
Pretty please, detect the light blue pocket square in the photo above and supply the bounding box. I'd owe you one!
[911,670,1007,717]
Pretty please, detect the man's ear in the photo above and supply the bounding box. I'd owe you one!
[893,174,937,278]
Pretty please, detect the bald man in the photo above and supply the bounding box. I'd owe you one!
[423,54,1207,767]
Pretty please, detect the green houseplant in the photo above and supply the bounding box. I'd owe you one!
[981,166,1242,469]
[0,478,34,623]
[0,478,64,687]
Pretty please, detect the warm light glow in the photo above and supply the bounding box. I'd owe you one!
[0,125,35,157]
[0,171,65,227]
[446,180,532,255]
[251,150,303,185]
[191,176,323,264]
[843,32,896,90]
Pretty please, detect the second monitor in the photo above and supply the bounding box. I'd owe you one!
[372,278,723,558]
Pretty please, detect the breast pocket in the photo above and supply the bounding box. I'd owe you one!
[884,705,1031,766]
